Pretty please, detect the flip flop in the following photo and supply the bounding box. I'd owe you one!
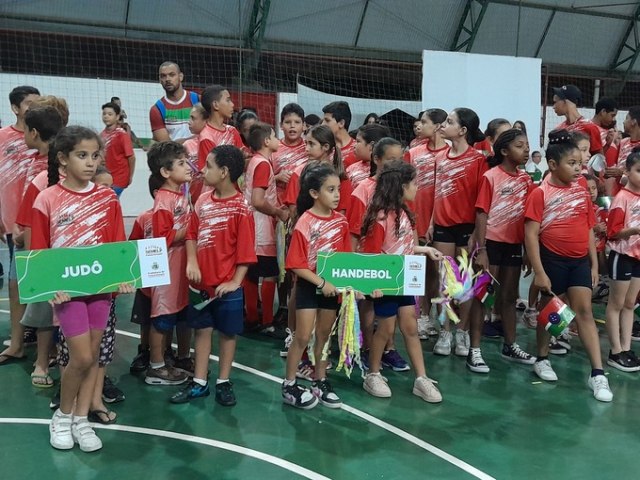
[0,353,26,366]
[88,409,117,425]
[31,372,54,388]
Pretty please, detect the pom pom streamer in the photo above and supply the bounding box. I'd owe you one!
[431,248,497,324]
[306,288,363,379]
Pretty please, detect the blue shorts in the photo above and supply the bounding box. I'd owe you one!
[188,288,244,336]
[373,295,416,318]
[152,306,189,332]
[112,186,125,197]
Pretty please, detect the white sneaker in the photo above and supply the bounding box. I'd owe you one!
[363,372,392,398]
[454,330,470,357]
[556,330,572,351]
[433,330,452,356]
[523,308,538,329]
[418,315,438,339]
[413,376,442,403]
[72,418,103,452]
[466,348,490,373]
[588,375,613,402]
[279,328,293,357]
[50,410,74,450]
[534,359,558,381]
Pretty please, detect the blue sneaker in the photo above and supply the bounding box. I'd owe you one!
[381,350,410,372]
[169,380,210,404]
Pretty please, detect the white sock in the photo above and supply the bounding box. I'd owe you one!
[283,378,296,386]
[193,378,207,386]
[216,378,229,385]
[150,361,165,369]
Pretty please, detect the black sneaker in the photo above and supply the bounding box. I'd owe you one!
[501,343,536,364]
[215,381,236,406]
[102,376,125,403]
[482,321,503,339]
[311,378,342,408]
[23,327,37,346]
[548,338,568,355]
[624,350,640,367]
[170,380,210,404]
[49,387,61,410]
[173,357,195,376]
[130,345,150,373]
[607,351,640,372]
[282,382,318,409]
[632,321,640,342]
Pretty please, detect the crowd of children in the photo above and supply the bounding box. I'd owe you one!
[2,80,640,453]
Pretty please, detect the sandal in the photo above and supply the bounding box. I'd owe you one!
[0,353,26,366]
[88,409,117,425]
[31,372,54,388]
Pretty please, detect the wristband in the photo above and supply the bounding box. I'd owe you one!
[318,278,326,289]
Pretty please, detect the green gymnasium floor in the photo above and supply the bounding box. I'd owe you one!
[0,244,638,480]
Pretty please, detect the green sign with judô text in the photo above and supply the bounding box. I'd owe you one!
[316,252,426,295]
[15,238,170,304]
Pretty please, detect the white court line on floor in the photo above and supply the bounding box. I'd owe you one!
[0,418,330,480]
[116,328,495,480]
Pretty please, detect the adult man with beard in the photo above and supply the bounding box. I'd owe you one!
[149,62,200,143]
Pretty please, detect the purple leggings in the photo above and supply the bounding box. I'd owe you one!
[53,294,111,338]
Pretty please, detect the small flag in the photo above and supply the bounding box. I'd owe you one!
[538,296,575,337]
[596,196,612,210]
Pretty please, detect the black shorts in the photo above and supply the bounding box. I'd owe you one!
[433,223,474,247]
[608,251,640,281]
[540,244,592,295]
[295,277,339,311]
[373,295,416,318]
[247,255,280,282]
[486,239,523,267]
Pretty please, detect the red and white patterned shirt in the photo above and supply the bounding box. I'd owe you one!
[524,178,595,258]
[433,146,487,227]
[346,160,371,189]
[360,209,414,255]
[31,183,125,249]
[607,188,640,260]
[197,124,244,170]
[475,166,534,244]
[0,126,36,231]
[186,191,257,287]
[244,153,278,256]
[286,210,351,272]
[271,139,307,202]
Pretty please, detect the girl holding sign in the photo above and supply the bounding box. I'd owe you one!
[30,126,134,451]
[284,161,351,410]
[360,160,443,403]
[524,130,612,402]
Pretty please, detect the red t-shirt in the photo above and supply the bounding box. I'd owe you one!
[348,177,376,238]
[186,191,257,287]
[286,210,351,272]
[340,138,356,164]
[22,152,47,196]
[244,153,278,256]
[553,117,603,155]
[593,202,607,253]
[129,209,153,241]
[607,188,640,260]
[409,143,448,237]
[346,160,371,189]
[271,139,307,202]
[101,127,134,188]
[524,178,595,258]
[433,146,488,227]
[150,189,192,317]
[16,170,50,228]
[409,137,428,149]
[343,151,358,169]
[31,183,125,249]
[283,164,352,214]
[475,166,534,244]
[197,124,244,171]
[360,209,414,255]
[474,139,493,158]
[0,126,36,231]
